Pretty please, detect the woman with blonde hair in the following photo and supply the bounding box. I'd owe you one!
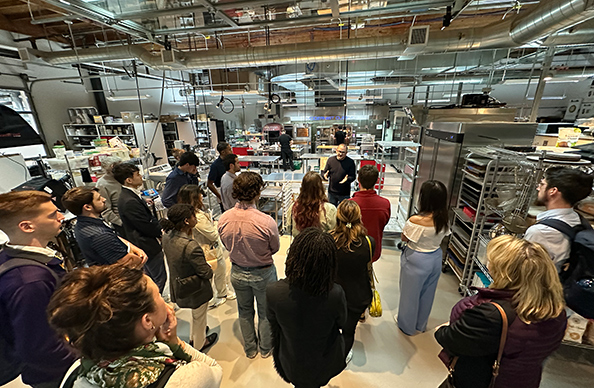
[330,200,374,362]
[435,235,567,388]
[288,171,337,237]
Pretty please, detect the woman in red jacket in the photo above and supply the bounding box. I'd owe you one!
[435,235,567,388]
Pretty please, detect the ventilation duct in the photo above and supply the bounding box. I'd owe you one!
[21,0,594,71]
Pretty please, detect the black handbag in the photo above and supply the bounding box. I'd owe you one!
[439,302,509,388]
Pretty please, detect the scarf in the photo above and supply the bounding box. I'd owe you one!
[81,341,191,388]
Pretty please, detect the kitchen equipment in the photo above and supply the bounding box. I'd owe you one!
[415,122,538,209]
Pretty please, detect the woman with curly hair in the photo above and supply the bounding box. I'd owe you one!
[266,227,347,388]
[218,172,280,359]
[47,264,222,388]
[288,171,337,237]
[330,200,374,362]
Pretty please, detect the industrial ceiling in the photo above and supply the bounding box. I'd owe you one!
[2,0,594,111]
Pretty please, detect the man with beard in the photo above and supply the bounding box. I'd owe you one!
[0,191,77,388]
[322,143,356,206]
[62,187,147,267]
[524,167,593,272]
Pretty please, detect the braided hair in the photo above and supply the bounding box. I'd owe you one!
[285,227,337,296]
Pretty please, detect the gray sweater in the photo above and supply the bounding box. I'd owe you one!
[96,173,123,226]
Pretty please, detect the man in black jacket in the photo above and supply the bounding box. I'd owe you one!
[322,144,356,206]
[278,129,295,171]
[113,162,166,292]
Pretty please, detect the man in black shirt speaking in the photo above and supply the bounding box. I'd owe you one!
[278,129,295,171]
[322,144,356,206]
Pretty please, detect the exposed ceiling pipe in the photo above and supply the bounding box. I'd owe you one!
[24,0,594,70]
[543,17,594,45]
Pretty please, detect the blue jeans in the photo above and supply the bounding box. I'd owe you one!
[231,263,278,355]
[328,192,350,207]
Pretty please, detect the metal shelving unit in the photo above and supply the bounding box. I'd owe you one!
[195,121,210,148]
[63,123,137,150]
[374,140,421,233]
[448,147,542,295]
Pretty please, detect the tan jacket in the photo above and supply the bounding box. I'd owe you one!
[192,209,227,260]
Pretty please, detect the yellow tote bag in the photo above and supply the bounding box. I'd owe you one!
[366,236,382,317]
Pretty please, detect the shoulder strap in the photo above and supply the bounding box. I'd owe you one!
[0,258,60,285]
[538,219,577,240]
[488,302,509,388]
[146,364,177,388]
[365,236,379,287]
[365,236,373,263]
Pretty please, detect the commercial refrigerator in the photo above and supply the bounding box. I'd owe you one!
[414,122,538,209]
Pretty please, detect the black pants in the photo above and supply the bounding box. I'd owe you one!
[343,304,368,355]
[281,149,294,171]
[145,251,167,293]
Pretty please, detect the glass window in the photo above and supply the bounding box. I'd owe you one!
[0,88,46,157]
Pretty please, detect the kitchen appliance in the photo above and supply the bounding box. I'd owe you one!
[414,122,538,210]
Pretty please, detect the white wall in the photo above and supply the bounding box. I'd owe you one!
[0,31,96,151]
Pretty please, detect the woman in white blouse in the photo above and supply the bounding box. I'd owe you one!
[396,180,450,336]
[178,185,235,308]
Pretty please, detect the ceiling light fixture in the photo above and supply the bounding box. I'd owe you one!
[106,94,151,101]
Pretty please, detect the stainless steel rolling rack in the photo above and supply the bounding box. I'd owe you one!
[373,140,421,233]
[446,147,543,295]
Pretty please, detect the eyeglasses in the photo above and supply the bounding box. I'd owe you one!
[337,150,346,154]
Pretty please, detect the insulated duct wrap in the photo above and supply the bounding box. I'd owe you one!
[23,0,594,70]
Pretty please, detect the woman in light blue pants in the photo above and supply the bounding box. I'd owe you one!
[396,180,450,336]
[398,247,443,335]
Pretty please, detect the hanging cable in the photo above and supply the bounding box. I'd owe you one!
[147,70,167,153]
[132,60,147,146]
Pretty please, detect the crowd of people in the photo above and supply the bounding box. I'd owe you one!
[0,141,592,388]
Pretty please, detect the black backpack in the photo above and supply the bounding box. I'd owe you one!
[539,216,594,319]
[0,258,59,385]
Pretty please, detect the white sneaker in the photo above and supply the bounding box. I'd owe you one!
[346,349,353,364]
[208,297,227,309]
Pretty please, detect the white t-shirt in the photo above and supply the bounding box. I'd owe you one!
[524,207,581,272]
[403,219,450,252]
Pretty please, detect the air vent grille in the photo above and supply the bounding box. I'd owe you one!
[409,26,429,46]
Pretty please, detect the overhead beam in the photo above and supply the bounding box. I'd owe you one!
[0,11,68,44]
[39,0,156,42]
[153,1,453,35]
[195,0,239,28]
[116,0,281,20]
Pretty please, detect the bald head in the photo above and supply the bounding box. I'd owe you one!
[336,144,347,160]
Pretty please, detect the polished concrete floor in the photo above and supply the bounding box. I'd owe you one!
[6,236,594,387]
